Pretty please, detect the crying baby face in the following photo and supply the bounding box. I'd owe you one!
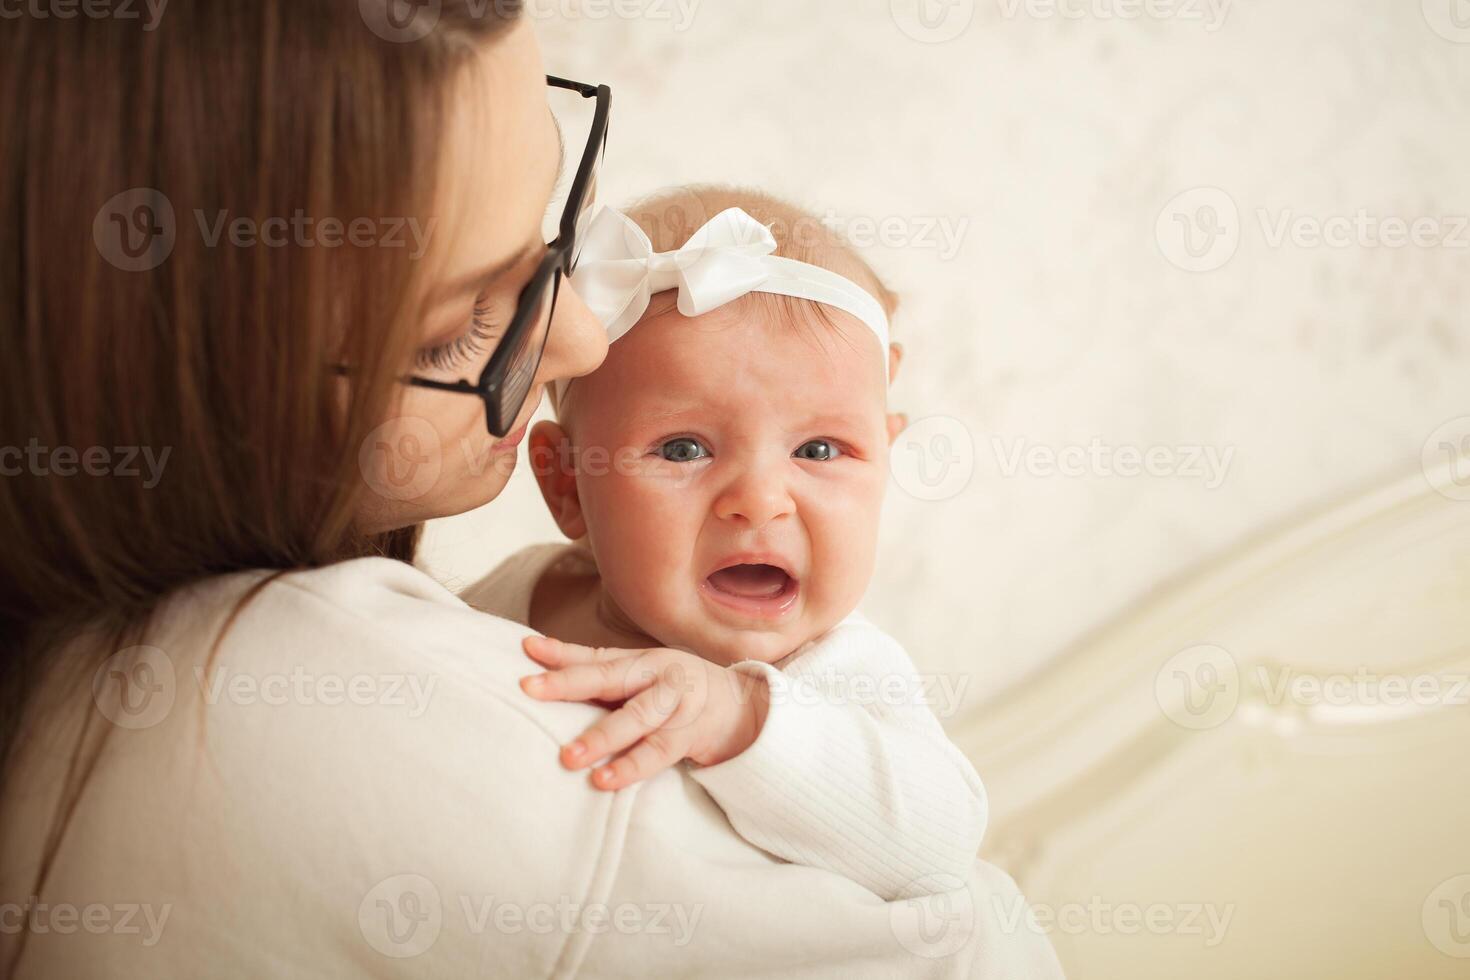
[533,290,892,667]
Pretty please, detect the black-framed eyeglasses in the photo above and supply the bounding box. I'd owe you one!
[340,75,610,438]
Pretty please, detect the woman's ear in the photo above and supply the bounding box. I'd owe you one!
[528,420,588,540]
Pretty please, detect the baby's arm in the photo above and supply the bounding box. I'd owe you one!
[517,620,986,901]
[687,617,988,902]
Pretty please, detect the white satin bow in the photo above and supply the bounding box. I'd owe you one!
[571,206,786,344]
[568,206,891,363]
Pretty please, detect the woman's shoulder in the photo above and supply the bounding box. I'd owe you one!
[155,554,604,748]
[172,555,522,666]
[6,557,625,976]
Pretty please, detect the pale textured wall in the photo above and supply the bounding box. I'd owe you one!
[421,0,1470,712]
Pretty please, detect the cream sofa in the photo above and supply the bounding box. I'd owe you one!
[958,463,1470,978]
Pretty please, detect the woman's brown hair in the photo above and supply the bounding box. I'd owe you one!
[0,0,522,966]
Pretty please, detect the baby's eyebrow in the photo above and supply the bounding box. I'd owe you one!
[627,404,874,435]
[629,404,702,427]
[798,410,871,431]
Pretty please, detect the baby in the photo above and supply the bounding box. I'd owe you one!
[465,186,986,901]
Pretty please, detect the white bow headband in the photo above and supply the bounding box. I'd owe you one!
[557,206,891,400]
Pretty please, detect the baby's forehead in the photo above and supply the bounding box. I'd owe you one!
[582,297,887,417]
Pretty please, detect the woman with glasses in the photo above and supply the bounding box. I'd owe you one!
[0,3,1058,977]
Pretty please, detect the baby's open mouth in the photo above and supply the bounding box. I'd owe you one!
[701,561,800,620]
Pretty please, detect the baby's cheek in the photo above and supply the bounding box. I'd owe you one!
[598,478,699,621]
[804,565,866,634]
[804,489,881,619]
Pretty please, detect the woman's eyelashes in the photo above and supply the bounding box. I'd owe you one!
[653,436,846,463]
[415,299,502,373]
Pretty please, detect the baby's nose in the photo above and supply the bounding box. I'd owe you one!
[712,469,796,528]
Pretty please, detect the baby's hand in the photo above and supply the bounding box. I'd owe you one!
[519,636,770,791]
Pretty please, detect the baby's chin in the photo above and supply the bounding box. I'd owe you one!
[615,580,848,666]
[651,615,818,668]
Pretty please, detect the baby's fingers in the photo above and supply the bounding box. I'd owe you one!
[593,728,688,791]
[522,635,624,668]
[520,656,658,703]
[562,685,681,771]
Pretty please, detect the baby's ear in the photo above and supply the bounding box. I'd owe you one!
[886,343,907,445]
[528,420,588,541]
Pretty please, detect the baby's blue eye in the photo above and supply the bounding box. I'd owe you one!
[794,440,842,462]
[658,437,710,463]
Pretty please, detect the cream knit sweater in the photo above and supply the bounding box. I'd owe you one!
[2,557,1062,979]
